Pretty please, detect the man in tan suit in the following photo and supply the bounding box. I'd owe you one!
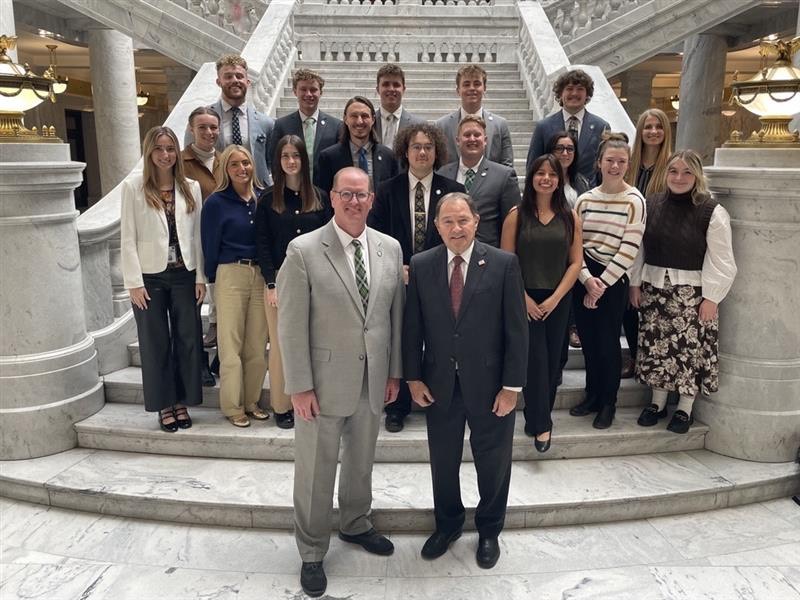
[277,167,405,598]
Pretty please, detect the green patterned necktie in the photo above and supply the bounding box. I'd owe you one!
[352,239,369,312]
[464,168,476,192]
[304,116,316,177]
[414,181,426,254]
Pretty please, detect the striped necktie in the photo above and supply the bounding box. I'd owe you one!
[352,240,369,312]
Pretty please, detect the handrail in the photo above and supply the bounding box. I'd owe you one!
[170,0,270,38]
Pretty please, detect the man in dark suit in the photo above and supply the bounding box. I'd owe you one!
[315,96,398,193]
[270,68,342,182]
[403,192,528,569]
[437,116,519,247]
[525,69,609,184]
[368,122,465,433]
[436,64,514,168]
[373,64,425,152]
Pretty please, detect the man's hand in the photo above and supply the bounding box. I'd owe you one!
[408,380,435,407]
[384,378,400,405]
[492,388,517,417]
[402,265,410,286]
[291,390,320,422]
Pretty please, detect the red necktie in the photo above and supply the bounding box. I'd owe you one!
[450,255,464,318]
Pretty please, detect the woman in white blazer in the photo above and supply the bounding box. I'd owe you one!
[121,126,207,432]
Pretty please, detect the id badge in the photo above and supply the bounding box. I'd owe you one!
[168,245,177,264]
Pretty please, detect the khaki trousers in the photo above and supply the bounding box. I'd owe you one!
[263,292,291,413]
[215,263,268,417]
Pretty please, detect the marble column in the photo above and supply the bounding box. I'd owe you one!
[0,143,104,460]
[619,70,653,123]
[698,148,800,463]
[1,0,17,61]
[676,33,728,164]
[165,66,195,112]
[87,28,141,195]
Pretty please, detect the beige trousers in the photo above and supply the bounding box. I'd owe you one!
[215,263,268,417]
[263,290,291,413]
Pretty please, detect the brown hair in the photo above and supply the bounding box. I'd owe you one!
[394,123,449,171]
[188,105,221,127]
[292,68,325,91]
[596,131,631,163]
[340,96,379,144]
[626,108,672,196]
[667,149,712,206]
[269,135,323,214]
[457,115,487,134]
[216,54,247,72]
[376,63,406,86]
[553,69,595,104]
[520,154,574,244]
[141,126,197,212]
[456,64,487,87]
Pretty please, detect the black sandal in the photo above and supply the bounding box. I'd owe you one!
[174,406,192,429]
[159,408,179,433]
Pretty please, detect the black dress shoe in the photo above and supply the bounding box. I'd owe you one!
[158,409,179,433]
[476,536,500,569]
[569,397,599,416]
[173,406,192,429]
[637,403,667,427]
[421,529,462,560]
[666,410,694,434]
[300,561,326,598]
[384,413,405,433]
[523,423,535,437]
[275,410,294,429]
[338,528,394,556]
[593,404,616,429]
[534,433,551,453]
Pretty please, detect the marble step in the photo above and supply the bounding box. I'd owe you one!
[300,62,522,73]
[290,84,525,95]
[276,106,533,120]
[75,404,703,462]
[104,365,648,411]
[278,97,533,110]
[1,448,797,531]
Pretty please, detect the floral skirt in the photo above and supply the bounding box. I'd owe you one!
[635,277,719,396]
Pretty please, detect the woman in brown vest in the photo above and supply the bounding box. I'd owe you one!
[629,150,737,433]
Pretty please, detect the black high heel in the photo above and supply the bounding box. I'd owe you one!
[534,431,551,453]
[159,408,179,433]
[174,406,192,429]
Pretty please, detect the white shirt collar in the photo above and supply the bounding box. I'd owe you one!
[221,98,247,114]
[383,106,403,121]
[299,108,320,122]
[408,170,434,191]
[458,156,483,177]
[460,107,483,121]
[331,217,368,251]
[562,107,586,124]
[447,241,475,267]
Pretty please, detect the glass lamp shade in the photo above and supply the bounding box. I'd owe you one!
[732,62,800,118]
[52,80,68,95]
[0,63,52,113]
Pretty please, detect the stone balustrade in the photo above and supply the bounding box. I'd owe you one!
[171,0,270,38]
[540,0,646,45]
[75,0,299,374]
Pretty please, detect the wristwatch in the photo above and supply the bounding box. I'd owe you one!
[266,283,276,290]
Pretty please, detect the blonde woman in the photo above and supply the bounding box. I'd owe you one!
[121,126,206,431]
[201,145,269,427]
[621,108,673,377]
[630,150,736,433]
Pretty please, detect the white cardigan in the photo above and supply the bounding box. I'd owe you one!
[120,174,206,289]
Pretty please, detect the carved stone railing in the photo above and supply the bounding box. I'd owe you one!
[76,0,299,374]
[516,0,635,135]
[320,0,503,4]
[171,0,270,38]
[540,0,647,44]
[316,40,501,63]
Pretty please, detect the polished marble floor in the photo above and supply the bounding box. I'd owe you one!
[1,496,799,599]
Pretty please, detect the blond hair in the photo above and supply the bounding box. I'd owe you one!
[214,145,262,197]
[626,109,672,196]
[141,126,196,212]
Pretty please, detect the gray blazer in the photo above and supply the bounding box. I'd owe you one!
[373,107,425,147]
[435,109,514,168]
[437,159,519,248]
[183,100,274,187]
[277,220,405,417]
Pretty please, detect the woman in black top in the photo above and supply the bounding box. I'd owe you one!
[545,131,591,207]
[256,135,331,429]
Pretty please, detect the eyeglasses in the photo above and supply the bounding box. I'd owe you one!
[554,145,575,154]
[334,190,371,202]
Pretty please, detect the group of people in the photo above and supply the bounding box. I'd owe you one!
[119,54,737,597]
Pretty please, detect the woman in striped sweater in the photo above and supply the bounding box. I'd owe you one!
[568,132,646,429]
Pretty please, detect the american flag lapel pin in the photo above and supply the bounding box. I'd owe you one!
[478,259,486,266]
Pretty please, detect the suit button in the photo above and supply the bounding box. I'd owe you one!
[359,354,365,360]
[295,210,300,215]
[296,229,301,234]
[453,333,460,339]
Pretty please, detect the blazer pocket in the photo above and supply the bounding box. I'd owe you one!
[311,347,332,362]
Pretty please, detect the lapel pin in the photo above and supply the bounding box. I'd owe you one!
[590,124,595,130]
[435,189,441,195]
[377,249,383,257]
[478,259,486,266]
[481,172,487,177]
[378,155,383,161]
[321,119,326,126]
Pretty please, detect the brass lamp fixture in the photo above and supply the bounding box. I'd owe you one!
[43,44,68,95]
[726,37,800,147]
[0,35,61,142]
[136,87,150,107]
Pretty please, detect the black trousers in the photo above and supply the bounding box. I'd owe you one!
[425,377,515,538]
[384,379,412,418]
[572,255,627,408]
[133,268,203,412]
[622,305,639,361]
[523,289,571,435]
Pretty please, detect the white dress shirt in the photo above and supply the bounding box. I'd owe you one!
[456,157,483,185]
[629,204,737,304]
[381,107,403,148]
[332,218,370,286]
[350,140,374,181]
[220,98,250,147]
[459,107,484,121]
[408,170,434,242]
